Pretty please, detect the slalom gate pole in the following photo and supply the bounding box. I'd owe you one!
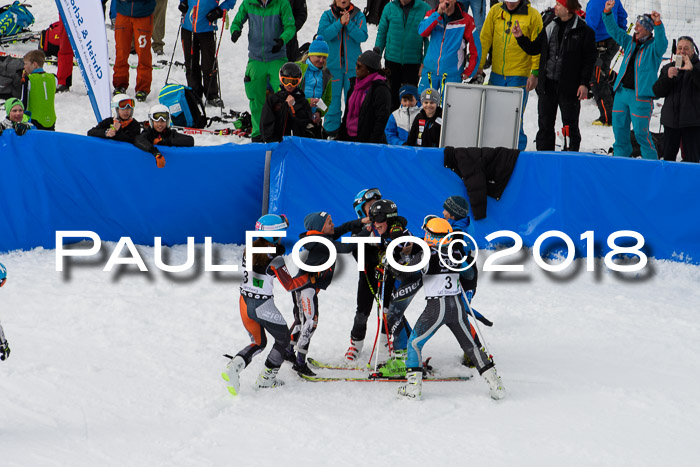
[462,290,491,357]
[204,11,227,115]
[165,21,183,84]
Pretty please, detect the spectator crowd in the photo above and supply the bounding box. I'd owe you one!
[1,0,698,163]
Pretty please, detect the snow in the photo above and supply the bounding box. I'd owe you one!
[2,2,700,465]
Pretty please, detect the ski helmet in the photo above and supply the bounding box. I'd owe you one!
[111,93,135,119]
[353,188,382,218]
[0,262,6,287]
[148,104,171,126]
[279,62,302,87]
[423,217,452,247]
[368,199,398,223]
[255,214,289,243]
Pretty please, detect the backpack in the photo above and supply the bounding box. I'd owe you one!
[364,0,390,26]
[0,54,23,99]
[0,1,34,38]
[158,83,207,128]
[40,20,62,57]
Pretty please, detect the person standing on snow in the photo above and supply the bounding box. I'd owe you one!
[602,0,667,160]
[260,62,314,142]
[112,0,156,102]
[230,0,296,141]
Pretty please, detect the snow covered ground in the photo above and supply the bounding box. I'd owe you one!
[2,1,700,466]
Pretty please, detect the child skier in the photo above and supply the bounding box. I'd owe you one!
[405,87,442,147]
[397,217,506,400]
[0,98,33,136]
[134,104,195,168]
[221,214,293,395]
[21,49,57,131]
[384,84,421,145]
[260,62,314,142]
[0,263,9,361]
[87,94,142,143]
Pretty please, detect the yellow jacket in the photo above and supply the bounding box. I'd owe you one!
[480,1,543,77]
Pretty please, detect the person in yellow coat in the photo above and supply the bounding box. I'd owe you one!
[477,0,542,149]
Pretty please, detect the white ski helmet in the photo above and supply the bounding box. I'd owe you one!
[148,104,170,126]
[111,93,135,119]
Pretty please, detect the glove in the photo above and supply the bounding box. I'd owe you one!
[178,1,188,14]
[154,152,166,168]
[389,223,403,240]
[14,122,29,136]
[231,30,241,43]
[206,6,223,22]
[271,38,284,53]
[468,71,485,85]
[266,255,286,275]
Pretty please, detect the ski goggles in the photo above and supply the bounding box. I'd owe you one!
[359,188,381,203]
[115,99,135,110]
[280,76,302,87]
[151,112,170,122]
[370,211,397,223]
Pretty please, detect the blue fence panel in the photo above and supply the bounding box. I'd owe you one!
[0,131,270,252]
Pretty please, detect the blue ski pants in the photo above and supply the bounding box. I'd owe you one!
[612,87,657,160]
[324,67,353,134]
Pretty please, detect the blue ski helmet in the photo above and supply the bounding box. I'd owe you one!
[0,262,6,287]
[353,188,382,218]
[255,214,289,243]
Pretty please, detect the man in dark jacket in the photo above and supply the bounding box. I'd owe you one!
[653,37,700,163]
[286,0,308,61]
[513,0,595,152]
[260,62,314,142]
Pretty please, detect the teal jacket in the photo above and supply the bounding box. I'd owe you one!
[230,0,296,62]
[317,4,368,74]
[375,0,430,65]
[603,11,667,99]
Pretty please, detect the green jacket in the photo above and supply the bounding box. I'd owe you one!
[375,0,430,65]
[297,60,333,116]
[26,71,57,128]
[230,0,296,63]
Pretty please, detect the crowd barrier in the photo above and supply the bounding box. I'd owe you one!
[2,132,699,264]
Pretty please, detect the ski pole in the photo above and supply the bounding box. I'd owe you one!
[165,21,182,84]
[461,290,492,358]
[364,268,383,368]
[372,271,388,372]
[204,10,227,115]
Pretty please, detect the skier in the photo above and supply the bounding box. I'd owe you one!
[0,263,9,362]
[405,87,442,147]
[221,214,292,395]
[134,104,195,168]
[397,217,505,400]
[87,94,142,144]
[260,62,314,142]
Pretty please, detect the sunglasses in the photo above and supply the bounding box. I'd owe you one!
[280,76,302,87]
[116,99,135,110]
[505,20,512,34]
[151,112,170,122]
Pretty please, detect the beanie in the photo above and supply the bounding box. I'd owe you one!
[304,211,330,232]
[309,35,329,57]
[443,196,469,220]
[420,87,441,105]
[399,84,420,101]
[358,47,382,73]
[637,14,654,33]
[4,97,24,114]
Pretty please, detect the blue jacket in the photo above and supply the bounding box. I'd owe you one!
[385,104,420,145]
[586,0,627,42]
[317,4,368,74]
[603,11,667,99]
[183,0,238,33]
[115,0,156,18]
[448,216,475,252]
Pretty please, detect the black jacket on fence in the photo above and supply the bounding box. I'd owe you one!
[653,55,700,129]
[443,146,520,220]
[338,76,392,144]
[516,14,596,97]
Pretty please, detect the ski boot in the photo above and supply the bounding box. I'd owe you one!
[344,338,364,364]
[397,368,422,400]
[256,366,285,389]
[378,349,407,378]
[481,367,506,400]
[221,355,245,396]
[292,356,316,377]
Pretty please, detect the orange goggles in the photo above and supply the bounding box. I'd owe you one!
[280,76,302,87]
[116,99,135,109]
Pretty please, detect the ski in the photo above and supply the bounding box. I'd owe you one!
[300,373,472,383]
[308,357,367,371]
[172,125,250,137]
[0,31,40,45]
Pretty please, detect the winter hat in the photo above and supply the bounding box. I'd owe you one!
[309,35,329,57]
[443,196,469,220]
[636,14,654,33]
[358,47,383,72]
[304,211,330,232]
[399,84,420,101]
[420,87,441,105]
[4,97,24,114]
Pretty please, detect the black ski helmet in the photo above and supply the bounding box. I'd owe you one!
[369,199,398,223]
[279,62,302,79]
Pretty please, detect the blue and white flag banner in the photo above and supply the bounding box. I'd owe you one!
[54,0,110,122]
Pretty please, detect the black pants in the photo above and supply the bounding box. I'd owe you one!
[286,35,300,62]
[181,29,219,100]
[385,60,421,111]
[590,38,618,124]
[536,80,582,151]
[663,126,700,163]
[350,271,393,341]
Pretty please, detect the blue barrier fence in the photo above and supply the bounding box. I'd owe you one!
[2,133,699,264]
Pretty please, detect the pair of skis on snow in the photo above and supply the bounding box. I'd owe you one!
[301,358,472,383]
